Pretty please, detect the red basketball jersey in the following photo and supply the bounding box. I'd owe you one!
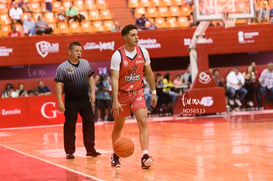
[118,46,145,91]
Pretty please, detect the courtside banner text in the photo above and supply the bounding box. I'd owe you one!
[0,24,272,66]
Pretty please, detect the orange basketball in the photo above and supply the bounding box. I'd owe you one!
[113,137,135,158]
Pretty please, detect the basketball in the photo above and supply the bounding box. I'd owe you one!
[113,137,135,158]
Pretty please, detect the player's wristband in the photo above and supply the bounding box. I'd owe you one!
[151,90,157,95]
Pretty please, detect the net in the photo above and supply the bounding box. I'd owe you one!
[222,11,237,28]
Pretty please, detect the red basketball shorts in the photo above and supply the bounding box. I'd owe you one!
[116,89,147,118]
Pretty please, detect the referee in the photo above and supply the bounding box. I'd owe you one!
[55,41,101,159]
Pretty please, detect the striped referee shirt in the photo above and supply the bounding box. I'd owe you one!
[55,59,94,97]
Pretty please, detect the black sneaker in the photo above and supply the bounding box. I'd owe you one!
[111,153,121,167]
[141,154,153,169]
[66,153,74,159]
[86,151,101,157]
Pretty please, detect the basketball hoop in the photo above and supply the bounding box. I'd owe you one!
[222,11,237,28]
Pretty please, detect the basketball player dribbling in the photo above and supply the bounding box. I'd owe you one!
[110,24,157,169]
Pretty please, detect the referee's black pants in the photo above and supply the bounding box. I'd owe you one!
[64,95,95,154]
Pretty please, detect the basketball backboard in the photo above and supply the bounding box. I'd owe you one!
[194,0,256,21]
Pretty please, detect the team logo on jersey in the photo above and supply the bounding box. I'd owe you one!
[66,68,74,73]
[123,60,128,66]
[124,65,141,83]
[136,96,142,101]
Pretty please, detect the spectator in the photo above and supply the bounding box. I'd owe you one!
[259,63,273,103]
[2,83,17,98]
[162,73,178,105]
[45,0,52,12]
[9,2,23,24]
[270,4,273,23]
[35,15,53,35]
[111,20,121,32]
[243,66,256,107]
[251,61,262,107]
[8,24,21,37]
[155,73,164,88]
[57,7,66,22]
[257,1,270,23]
[18,0,32,13]
[65,2,82,23]
[143,75,152,110]
[226,67,247,107]
[173,74,184,95]
[16,83,28,97]
[212,69,223,87]
[27,89,38,96]
[23,14,35,36]
[35,80,51,96]
[135,14,149,30]
[182,65,191,89]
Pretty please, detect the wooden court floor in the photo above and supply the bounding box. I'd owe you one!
[0,111,273,181]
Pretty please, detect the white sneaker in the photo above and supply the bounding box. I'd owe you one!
[235,99,242,107]
[247,101,254,107]
[229,100,235,106]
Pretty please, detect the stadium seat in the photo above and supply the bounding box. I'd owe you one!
[29,2,42,13]
[139,0,151,7]
[154,17,167,28]
[161,0,172,7]
[100,9,112,20]
[74,0,85,11]
[57,22,70,34]
[89,10,100,20]
[0,14,10,25]
[166,17,177,27]
[92,20,104,32]
[0,3,8,14]
[146,7,158,18]
[44,12,56,24]
[177,16,190,27]
[236,0,250,13]
[0,24,10,36]
[81,21,92,33]
[151,0,160,7]
[128,0,139,8]
[103,20,114,32]
[79,11,89,21]
[158,6,169,17]
[70,21,81,33]
[85,0,97,10]
[63,1,71,10]
[53,1,62,12]
[171,0,182,6]
[48,23,57,34]
[181,4,191,16]
[97,0,107,9]
[134,7,146,18]
[169,6,181,17]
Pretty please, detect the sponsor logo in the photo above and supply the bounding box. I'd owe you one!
[199,72,211,84]
[136,96,142,101]
[83,41,115,51]
[66,67,74,73]
[41,102,58,119]
[1,108,21,116]
[184,38,191,46]
[136,60,144,64]
[184,38,213,46]
[181,94,214,107]
[0,46,13,56]
[125,65,141,83]
[238,31,259,44]
[36,41,59,58]
[139,38,161,49]
[123,60,128,66]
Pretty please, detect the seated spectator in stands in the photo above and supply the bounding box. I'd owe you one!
[173,74,184,95]
[57,7,66,22]
[182,65,191,89]
[35,80,51,96]
[23,14,35,36]
[243,66,257,107]
[111,20,121,32]
[270,4,273,23]
[143,75,152,110]
[257,1,270,23]
[18,0,32,13]
[251,61,262,107]
[27,89,38,96]
[9,2,23,24]
[8,24,21,37]
[212,69,224,87]
[65,2,83,23]
[259,63,273,103]
[45,0,52,12]
[16,83,28,97]
[226,67,247,107]
[135,14,150,30]
[155,73,164,88]
[2,83,17,98]
[163,73,178,104]
[35,15,53,35]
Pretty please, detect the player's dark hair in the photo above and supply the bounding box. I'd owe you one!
[121,24,137,36]
[69,42,81,50]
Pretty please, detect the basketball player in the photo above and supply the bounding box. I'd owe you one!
[110,24,157,169]
[55,42,100,159]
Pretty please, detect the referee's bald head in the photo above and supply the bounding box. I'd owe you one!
[69,42,81,50]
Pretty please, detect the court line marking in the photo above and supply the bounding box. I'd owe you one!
[0,144,104,181]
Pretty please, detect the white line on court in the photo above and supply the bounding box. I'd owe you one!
[0,144,105,181]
